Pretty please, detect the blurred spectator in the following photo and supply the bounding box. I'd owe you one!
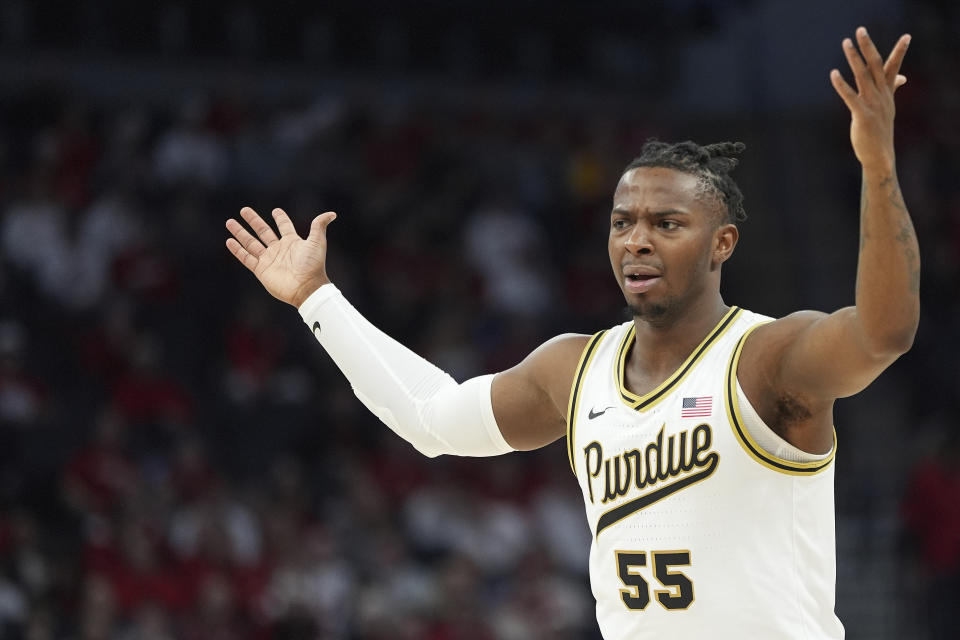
[152,97,228,188]
[0,320,48,428]
[168,437,216,502]
[492,549,592,640]
[52,106,100,210]
[0,568,28,637]
[115,602,175,640]
[110,334,194,428]
[260,526,356,638]
[531,469,592,575]
[1,512,54,602]
[222,295,287,405]
[464,200,553,318]
[168,480,262,570]
[428,554,495,640]
[902,431,960,640]
[354,529,435,635]
[62,408,138,515]
[68,573,118,640]
[1,165,138,311]
[180,572,246,640]
[96,518,183,614]
[77,297,140,385]
[110,234,181,303]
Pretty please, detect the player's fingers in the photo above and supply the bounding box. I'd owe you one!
[842,37,871,94]
[883,34,911,87]
[894,74,907,91]
[307,211,337,244]
[225,237,259,273]
[226,218,266,258]
[854,27,887,89]
[240,206,280,246]
[272,208,298,238]
[830,69,858,110]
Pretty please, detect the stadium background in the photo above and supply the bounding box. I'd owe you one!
[0,0,958,638]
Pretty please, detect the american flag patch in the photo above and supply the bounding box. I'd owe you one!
[681,396,713,417]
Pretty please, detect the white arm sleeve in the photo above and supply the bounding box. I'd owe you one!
[298,284,514,458]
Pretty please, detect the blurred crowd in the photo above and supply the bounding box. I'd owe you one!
[0,89,623,640]
[0,1,959,639]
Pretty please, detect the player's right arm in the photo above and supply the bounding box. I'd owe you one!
[225,206,584,455]
[491,333,590,450]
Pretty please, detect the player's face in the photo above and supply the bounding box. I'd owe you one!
[608,167,735,321]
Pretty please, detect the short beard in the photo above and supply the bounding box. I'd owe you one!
[624,296,680,325]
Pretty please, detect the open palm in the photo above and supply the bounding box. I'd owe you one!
[829,28,910,171]
[225,207,337,307]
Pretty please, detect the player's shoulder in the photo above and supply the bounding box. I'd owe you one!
[529,324,630,388]
[535,320,631,360]
[522,328,608,382]
[530,332,593,364]
[739,308,831,379]
[746,309,828,345]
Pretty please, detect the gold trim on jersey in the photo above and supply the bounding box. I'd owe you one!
[724,324,837,475]
[615,306,742,412]
[567,330,608,476]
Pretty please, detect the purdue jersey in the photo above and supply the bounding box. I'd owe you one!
[567,307,843,639]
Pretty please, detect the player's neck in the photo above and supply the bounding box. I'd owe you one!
[629,294,730,375]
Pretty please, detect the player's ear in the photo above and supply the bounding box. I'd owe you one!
[713,223,738,267]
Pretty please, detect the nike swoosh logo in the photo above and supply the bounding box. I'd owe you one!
[588,406,615,419]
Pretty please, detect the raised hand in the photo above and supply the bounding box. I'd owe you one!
[225,207,337,307]
[830,27,910,172]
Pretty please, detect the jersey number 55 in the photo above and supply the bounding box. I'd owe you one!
[616,550,694,611]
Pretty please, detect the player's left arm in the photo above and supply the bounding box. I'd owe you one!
[743,29,918,440]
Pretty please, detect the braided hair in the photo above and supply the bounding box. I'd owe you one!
[623,140,747,225]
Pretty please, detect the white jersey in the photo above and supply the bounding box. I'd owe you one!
[566,307,843,639]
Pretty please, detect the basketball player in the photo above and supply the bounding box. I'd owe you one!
[225,28,916,639]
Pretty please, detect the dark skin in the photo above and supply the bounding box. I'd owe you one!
[226,28,917,456]
[607,168,735,410]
